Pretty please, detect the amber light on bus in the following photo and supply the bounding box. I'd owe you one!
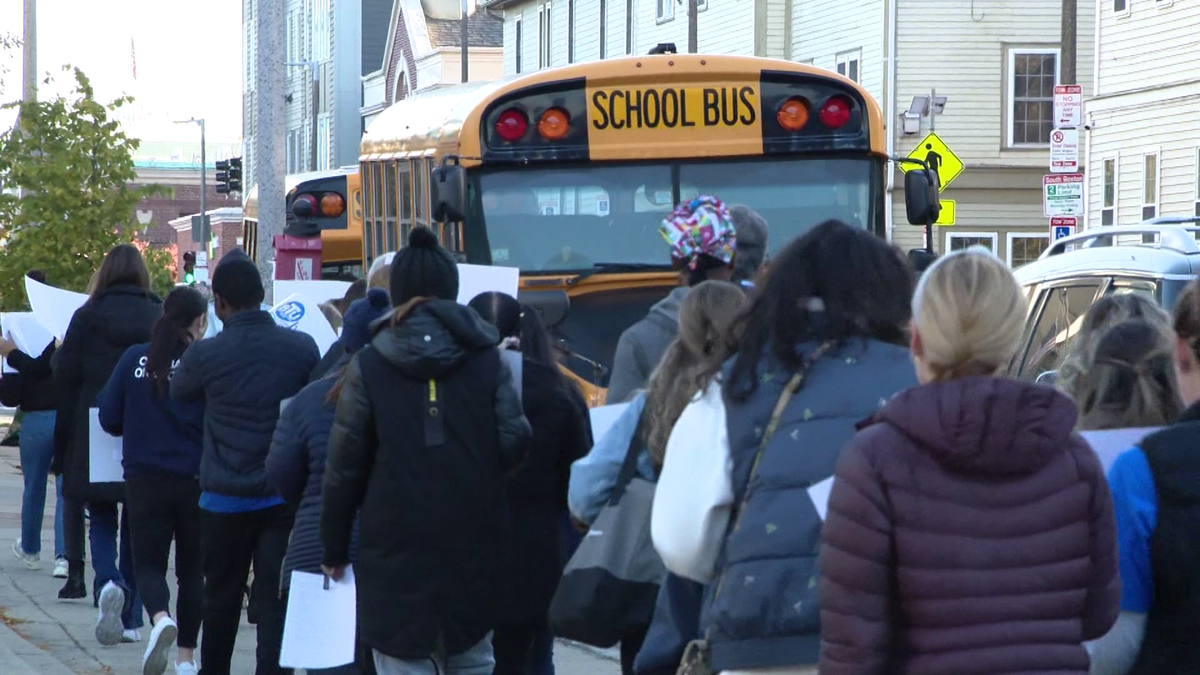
[496,109,529,142]
[320,193,346,217]
[537,108,571,141]
[819,95,853,129]
[776,97,810,131]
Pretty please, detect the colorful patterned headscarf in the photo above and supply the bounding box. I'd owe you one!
[658,195,737,270]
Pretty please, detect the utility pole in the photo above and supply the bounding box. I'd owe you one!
[175,119,208,250]
[687,0,698,53]
[1061,0,1077,85]
[22,0,35,102]
[258,0,285,302]
[461,0,470,83]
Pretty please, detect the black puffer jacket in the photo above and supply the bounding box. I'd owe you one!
[498,357,592,625]
[172,310,320,498]
[321,300,531,660]
[53,285,163,503]
[266,357,359,591]
[1,341,57,411]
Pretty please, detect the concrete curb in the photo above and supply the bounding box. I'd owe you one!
[0,620,78,675]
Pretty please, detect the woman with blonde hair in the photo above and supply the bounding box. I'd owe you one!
[1054,293,1170,397]
[819,247,1119,675]
[1072,319,1180,432]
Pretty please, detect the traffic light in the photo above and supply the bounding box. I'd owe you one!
[183,252,196,284]
[228,157,242,193]
[215,160,231,194]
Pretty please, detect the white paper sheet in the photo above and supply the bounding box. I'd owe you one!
[501,350,523,402]
[2,313,54,357]
[457,264,520,306]
[1080,427,1162,473]
[270,294,339,356]
[808,476,835,522]
[24,276,88,341]
[88,408,124,483]
[279,567,357,669]
[588,403,631,446]
[275,280,353,306]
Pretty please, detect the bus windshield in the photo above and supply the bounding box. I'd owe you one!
[477,157,876,273]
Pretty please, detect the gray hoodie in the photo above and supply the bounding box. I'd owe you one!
[606,286,689,404]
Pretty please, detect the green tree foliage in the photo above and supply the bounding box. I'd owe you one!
[0,66,172,310]
[0,33,20,98]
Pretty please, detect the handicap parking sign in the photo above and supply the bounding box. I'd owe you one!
[1050,217,1077,242]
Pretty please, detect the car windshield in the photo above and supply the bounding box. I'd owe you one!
[477,157,876,273]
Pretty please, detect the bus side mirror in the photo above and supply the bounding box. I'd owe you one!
[904,168,940,226]
[431,159,467,222]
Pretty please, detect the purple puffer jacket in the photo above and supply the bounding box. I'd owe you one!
[818,377,1120,675]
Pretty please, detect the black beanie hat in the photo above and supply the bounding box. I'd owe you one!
[390,227,459,305]
[211,249,264,309]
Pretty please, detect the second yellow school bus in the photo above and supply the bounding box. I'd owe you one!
[359,52,928,404]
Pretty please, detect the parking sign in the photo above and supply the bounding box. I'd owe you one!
[1054,85,1082,128]
[1051,216,1077,242]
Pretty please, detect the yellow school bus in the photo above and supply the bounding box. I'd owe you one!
[359,52,937,404]
[242,167,366,280]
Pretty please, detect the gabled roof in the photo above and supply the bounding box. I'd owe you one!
[426,12,503,48]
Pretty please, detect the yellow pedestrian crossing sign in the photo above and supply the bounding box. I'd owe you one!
[936,200,955,226]
[901,132,964,192]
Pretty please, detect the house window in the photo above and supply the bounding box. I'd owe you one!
[1008,49,1059,147]
[600,0,607,59]
[835,50,861,83]
[1007,233,1051,268]
[626,0,633,54]
[698,0,708,8]
[1102,157,1117,226]
[515,18,523,73]
[539,4,552,69]
[946,231,998,253]
[1143,152,1158,221]
[657,0,673,21]
[1113,0,1127,11]
[568,0,575,62]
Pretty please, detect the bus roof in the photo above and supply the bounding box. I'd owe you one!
[360,54,885,164]
[243,165,360,219]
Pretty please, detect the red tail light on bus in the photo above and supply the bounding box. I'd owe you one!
[819,95,853,129]
[495,109,529,142]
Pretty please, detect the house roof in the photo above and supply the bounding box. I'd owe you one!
[479,0,522,9]
[425,12,503,48]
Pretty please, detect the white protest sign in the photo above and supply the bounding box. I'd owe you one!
[457,264,520,306]
[1080,427,1161,474]
[24,276,88,340]
[588,403,632,445]
[270,293,339,356]
[1,313,55,374]
[1053,84,1082,129]
[88,408,124,483]
[279,567,358,669]
[1049,128,1079,173]
[275,280,353,306]
[1043,174,1085,216]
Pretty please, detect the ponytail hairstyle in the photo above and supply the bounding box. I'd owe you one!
[146,286,208,397]
[643,280,746,466]
[1075,320,1181,430]
[911,247,1027,381]
[1057,293,1170,400]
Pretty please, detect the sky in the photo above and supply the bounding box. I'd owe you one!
[0,0,243,143]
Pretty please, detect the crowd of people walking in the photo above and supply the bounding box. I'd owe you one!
[4,192,1198,675]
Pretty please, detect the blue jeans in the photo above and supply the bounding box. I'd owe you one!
[89,502,143,629]
[18,410,64,558]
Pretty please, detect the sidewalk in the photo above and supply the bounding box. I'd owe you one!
[0,441,261,673]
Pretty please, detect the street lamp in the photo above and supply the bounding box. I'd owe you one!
[173,118,207,242]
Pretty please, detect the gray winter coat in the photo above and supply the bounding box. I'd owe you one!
[607,286,688,404]
[702,339,918,672]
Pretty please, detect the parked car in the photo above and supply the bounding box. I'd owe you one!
[1009,224,1200,382]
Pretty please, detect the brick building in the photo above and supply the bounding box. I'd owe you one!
[169,208,247,281]
[129,163,242,248]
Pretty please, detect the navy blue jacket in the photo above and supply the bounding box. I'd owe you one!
[172,310,321,498]
[701,339,917,672]
[266,359,359,591]
[96,344,204,478]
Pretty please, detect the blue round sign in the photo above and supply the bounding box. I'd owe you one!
[274,301,305,326]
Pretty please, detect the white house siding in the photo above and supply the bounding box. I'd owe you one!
[503,14,518,73]
[762,0,787,60]
[792,0,884,103]
[1086,89,1200,229]
[1095,0,1200,98]
[636,0,687,55]
[698,1,755,56]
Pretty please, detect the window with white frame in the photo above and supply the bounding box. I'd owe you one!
[1143,152,1158,221]
[835,49,861,83]
[1008,49,1059,147]
[657,0,673,21]
[1113,0,1127,11]
[568,0,575,62]
[515,18,523,73]
[1102,157,1117,226]
[539,4,552,69]
[314,0,331,61]
[697,0,708,8]
[946,232,998,253]
[1007,233,1051,268]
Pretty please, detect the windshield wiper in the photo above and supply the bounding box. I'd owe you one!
[564,262,670,286]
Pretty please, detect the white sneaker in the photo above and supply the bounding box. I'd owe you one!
[52,557,68,579]
[12,538,39,570]
[174,660,198,675]
[95,581,126,646]
[142,617,178,675]
[123,629,142,643]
